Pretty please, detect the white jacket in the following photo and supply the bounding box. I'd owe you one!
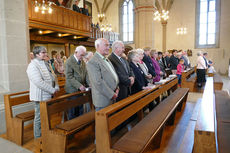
[27,58,59,101]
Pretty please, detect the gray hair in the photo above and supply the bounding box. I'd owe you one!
[33,46,46,57]
[112,40,123,52]
[127,50,138,62]
[75,45,86,53]
[136,48,144,54]
[95,38,107,49]
[197,50,203,56]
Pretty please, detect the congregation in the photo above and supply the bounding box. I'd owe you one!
[27,37,214,139]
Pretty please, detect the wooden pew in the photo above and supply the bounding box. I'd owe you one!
[181,67,197,92]
[96,77,187,153]
[215,90,230,153]
[4,83,66,145]
[40,90,95,153]
[4,91,33,145]
[193,77,217,153]
[213,73,223,91]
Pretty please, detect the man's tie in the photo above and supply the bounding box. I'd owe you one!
[120,57,128,73]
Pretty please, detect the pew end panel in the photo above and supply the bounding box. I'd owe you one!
[4,91,34,145]
[40,91,95,153]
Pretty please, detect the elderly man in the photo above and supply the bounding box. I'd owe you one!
[181,50,190,68]
[65,45,90,120]
[86,38,119,111]
[108,41,134,101]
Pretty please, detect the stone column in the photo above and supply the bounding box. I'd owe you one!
[0,0,30,134]
[161,21,167,52]
[134,0,155,48]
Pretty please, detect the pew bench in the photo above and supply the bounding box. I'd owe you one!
[4,91,33,145]
[96,77,178,153]
[213,73,223,90]
[112,88,189,153]
[215,90,230,153]
[181,67,197,92]
[40,91,95,153]
[4,83,66,146]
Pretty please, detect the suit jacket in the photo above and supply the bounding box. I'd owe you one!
[65,55,89,93]
[142,54,156,77]
[181,55,190,68]
[129,62,148,94]
[108,52,134,101]
[73,4,81,13]
[169,55,179,70]
[86,53,119,108]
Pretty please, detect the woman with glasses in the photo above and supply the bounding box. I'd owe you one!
[26,46,59,139]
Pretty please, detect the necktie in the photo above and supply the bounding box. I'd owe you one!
[78,60,81,65]
[120,57,128,73]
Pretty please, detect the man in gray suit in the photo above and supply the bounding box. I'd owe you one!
[86,38,119,111]
[65,46,90,120]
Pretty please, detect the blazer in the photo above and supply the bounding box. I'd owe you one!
[169,55,179,70]
[108,52,134,101]
[129,62,148,94]
[86,53,119,108]
[73,4,81,13]
[65,55,89,93]
[142,54,156,77]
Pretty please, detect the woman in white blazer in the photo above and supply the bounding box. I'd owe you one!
[27,46,59,138]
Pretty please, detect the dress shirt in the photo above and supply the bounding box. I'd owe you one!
[96,52,119,85]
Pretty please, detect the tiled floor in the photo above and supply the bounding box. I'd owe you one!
[0,138,32,153]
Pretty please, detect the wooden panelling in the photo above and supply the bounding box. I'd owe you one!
[28,0,91,37]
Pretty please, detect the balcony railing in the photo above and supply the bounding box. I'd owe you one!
[91,27,119,43]
[28,0,92,37]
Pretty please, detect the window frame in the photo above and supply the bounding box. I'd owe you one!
[195,0,220,48]
[119,0,135,44]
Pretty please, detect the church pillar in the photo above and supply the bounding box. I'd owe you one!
[134,0,155,48]
[161,21,167,52]
[0,0,30,133]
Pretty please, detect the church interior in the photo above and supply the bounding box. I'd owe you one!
[0,0,230,153]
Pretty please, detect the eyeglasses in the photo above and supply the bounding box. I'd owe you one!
[40,51,47,54]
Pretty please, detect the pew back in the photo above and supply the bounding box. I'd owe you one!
[96,77,178,153]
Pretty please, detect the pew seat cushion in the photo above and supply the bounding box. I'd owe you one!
[112,88,189,153]
[15,110,35,121]
[56,110,95,132]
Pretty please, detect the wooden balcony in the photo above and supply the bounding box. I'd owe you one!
[28,0,91,37]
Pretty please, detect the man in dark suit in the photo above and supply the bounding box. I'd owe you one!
[169,50,179,74]
[142,47,156,78]
[73,0,81,13]
[108,41,135,101]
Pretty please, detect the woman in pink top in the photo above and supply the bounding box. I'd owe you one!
[176,59,185,87]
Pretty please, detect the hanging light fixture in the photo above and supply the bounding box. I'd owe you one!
[34,0,53,14]
[98,13,105,22]
[153,10,169,21]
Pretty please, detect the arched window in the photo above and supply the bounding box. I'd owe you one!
[195,0,220,48]
[120,0,134,43]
